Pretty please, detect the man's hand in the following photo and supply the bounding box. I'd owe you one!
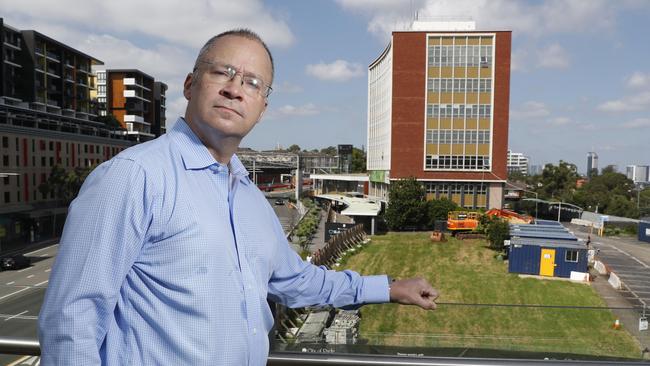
[389,277,439,310]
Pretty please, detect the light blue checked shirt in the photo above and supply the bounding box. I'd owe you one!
[38,118,389,365]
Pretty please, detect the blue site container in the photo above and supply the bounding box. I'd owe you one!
[639,219,650,243]
[508,238,588,278]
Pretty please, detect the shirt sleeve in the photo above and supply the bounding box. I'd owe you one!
[266,207,389,309]
[38,157,153,365]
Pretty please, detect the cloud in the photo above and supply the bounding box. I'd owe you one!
[536,43,570,69]
[267,103,320,120]
[336,0,628,41]
[0,0,294,49]
[626,71,650,89]
[597,91,650,112]
[510,101,551,119]
[0,0,296,123]
[273,81,304,93]
[622,118,650,128]
[548,116,570,125]
[510,48,528,72]
[306,60,365,82]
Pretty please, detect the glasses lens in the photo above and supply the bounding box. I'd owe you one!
[203,60,271,97]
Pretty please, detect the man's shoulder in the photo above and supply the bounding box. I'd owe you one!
[116,134,175,168]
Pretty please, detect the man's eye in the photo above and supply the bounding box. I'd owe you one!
[245,78,261,90]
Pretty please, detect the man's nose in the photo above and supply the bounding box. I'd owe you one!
[219,74,244,100]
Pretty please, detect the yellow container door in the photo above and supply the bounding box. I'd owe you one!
[539,248,556,277]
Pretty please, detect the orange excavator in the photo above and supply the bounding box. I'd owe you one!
[485,208,533,224]
[447,211,480,233]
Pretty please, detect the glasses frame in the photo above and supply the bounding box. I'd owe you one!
[196,59,273,98]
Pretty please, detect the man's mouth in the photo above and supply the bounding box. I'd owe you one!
[214,104,243,117]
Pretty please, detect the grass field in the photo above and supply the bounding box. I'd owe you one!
[340,232,641,358]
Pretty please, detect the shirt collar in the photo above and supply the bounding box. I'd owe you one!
[169,117,251,185]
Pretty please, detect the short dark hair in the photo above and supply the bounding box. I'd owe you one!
[193,29,274,85]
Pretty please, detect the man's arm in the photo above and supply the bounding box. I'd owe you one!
[38,158,152,364]
[266,210,438,310]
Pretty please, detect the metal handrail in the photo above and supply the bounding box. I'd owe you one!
[0,338,646,365]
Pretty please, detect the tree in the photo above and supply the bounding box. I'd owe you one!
[39,164,95,205]
[484,217,509,252]
[572,171,637,217]
[384,177,428,230]
[350,147,366,173]
[95,114,124,130]
[426,198,458,227]
[538,161,579,200]
[287,144,301,153]
[320,146,337,156]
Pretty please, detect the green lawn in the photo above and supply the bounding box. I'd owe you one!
[341,232,641,358]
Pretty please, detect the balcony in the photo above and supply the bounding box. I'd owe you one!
[123,89,150,102]
[124,114,145,124]
[3,40,21,50]
[123,78,152,91]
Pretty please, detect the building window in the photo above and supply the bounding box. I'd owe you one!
[2,136,8,148]
[2,155,8,166]
[15,138,19,152]
[50,157,54,166]
[41,157,46,167]
[565,250,578,263]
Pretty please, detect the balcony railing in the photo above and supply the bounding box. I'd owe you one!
[0,338,645,365]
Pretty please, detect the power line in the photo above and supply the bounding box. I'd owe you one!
[437,301,643,311]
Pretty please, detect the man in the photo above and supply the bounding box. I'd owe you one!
[39,29,439,365]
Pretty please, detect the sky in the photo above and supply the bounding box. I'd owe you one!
[1,0,649,174]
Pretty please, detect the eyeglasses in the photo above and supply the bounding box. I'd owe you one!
[196,60,272,98]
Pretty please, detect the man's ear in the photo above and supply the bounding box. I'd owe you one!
[183,73,193,100]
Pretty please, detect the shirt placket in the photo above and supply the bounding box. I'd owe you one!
[218,168,263,366]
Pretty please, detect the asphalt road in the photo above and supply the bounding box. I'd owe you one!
[567,223,650,309]
[0,244,57,365]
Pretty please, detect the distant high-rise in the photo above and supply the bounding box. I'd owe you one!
[626,165,649,184]
[507,150,529,176]
[587,152,598,178]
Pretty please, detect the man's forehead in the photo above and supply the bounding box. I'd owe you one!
[205,36,272,78]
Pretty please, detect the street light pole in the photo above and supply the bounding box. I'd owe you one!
[557,201,562,222]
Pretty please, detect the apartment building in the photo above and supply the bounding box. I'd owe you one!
[0,19,135,252]
[626,165,649,184]
[94,69,167,142]
[367,20,511,209]
[507,150,529,176]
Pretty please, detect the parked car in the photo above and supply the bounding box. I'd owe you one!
[274,199,285,206]
[0,255,30,271]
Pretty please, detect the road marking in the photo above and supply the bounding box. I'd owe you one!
[0,286,30,300]
[40,253,48,257]
[34,280,49,287]
[6,355,31,366]
[6,281,15,285]
[44,268,51,273]
[25,244,58,256]
[26,275,35,279]
[4,310,28,322]
[17,267,31,273]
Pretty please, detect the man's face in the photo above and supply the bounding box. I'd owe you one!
[184,35,272,140]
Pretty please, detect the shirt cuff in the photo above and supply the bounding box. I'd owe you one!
[361,275,391,304]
